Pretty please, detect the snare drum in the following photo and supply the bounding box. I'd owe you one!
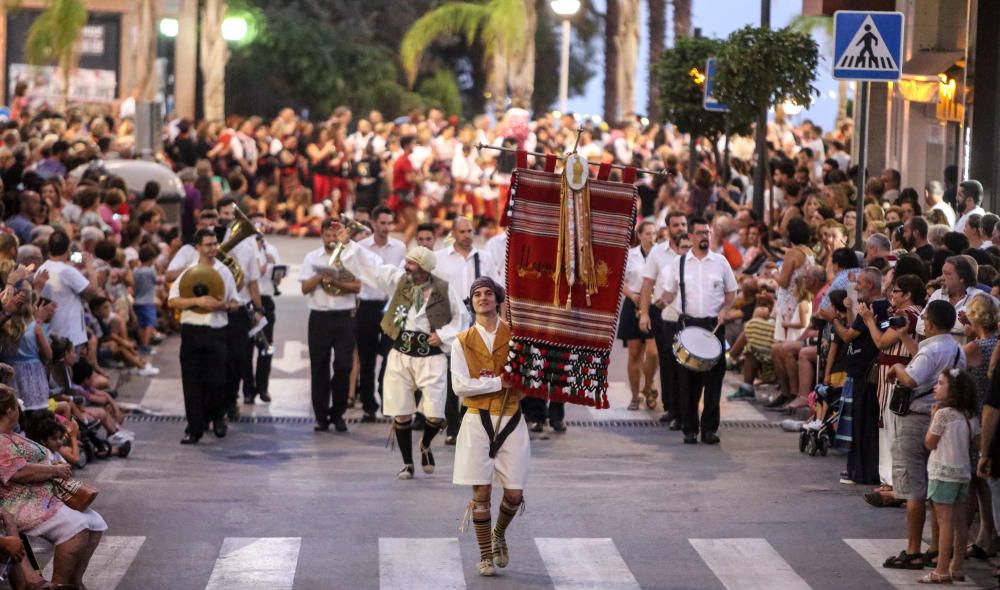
[672,326,723,372]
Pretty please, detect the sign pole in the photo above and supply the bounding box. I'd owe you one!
[854,81,870,249]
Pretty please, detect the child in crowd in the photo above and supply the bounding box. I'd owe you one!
[133,244,160,357]
[0,294,54,411]
[89,297,158,376]
[810,290,849,432]
[921,369,980,584]
[24,409,82,467]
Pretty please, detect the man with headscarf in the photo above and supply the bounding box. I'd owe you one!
[451,276,528,577]
[339,233,469,479]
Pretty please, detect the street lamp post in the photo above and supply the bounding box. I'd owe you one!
[550,0,580,114]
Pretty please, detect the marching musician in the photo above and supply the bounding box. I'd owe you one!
[218,198,264,414]
[452,276,528,578]
[168,228,240,444]
[165,209,220,282]
[638,210,688,429]
[251,213,280,403]
[660,217,737,445]
[338,230,468,479]
[356,206,406,423]
[299,218,360,433]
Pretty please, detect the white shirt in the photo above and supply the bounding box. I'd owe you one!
[339,242,468,352]
[916,287,981,343]
[450,322,503,398]
[433,245,497,304]
[624,245,651,294]
[930,201,957,228]
[299,247,358,311]
[256,240,281,298]
[358,235,406,300]
[225,234,262,304]
[168,259,238,328]
[485,231,508,284]
[955,206,986,233]
[642,242,683,320]
[167,244,199,274]
[662,250,738,318]
[38,260,90,346]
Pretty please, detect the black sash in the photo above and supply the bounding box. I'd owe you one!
[478,408,522,458]
[392,330,443,357]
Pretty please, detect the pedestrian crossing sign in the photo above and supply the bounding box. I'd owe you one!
[833,11,904,82]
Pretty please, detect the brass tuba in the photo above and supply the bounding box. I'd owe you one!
[218,207,261,290]
[178,263,225,313]
[322,215,368,295]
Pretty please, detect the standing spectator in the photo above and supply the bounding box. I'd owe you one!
[925,180,956,228]
[954,180,985,233]
[178,168,202,244]
[918,256,979,344]
[39,231,99,349]
[133,244,160,357]
[7,191,40,247]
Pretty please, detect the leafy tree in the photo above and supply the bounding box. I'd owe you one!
[789,14,850,124]
[23,0,87,109]
[712,26,820,133]
[417,70,463,116]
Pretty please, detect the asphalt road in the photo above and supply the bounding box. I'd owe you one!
[30,236,998,590]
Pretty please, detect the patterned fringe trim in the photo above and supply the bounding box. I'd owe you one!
[505,340,610,409]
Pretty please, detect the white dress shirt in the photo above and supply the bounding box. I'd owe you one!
[167,244,198,274]
[339,242,469,352]
[227,238,262,304]
[930,201,957,228]
[168,260,238,328]
[433,245,497,302]
[299,247,358,311]
[450,322,503,398]
[955,206,986,233]
[624,245,650,294]
[358,235,406,300]
[642,241,683,320]
[485,231,508,284]
[916,287,986,344]
[256,240,281,297]
[662,250,738,318]
[38,260,90,346]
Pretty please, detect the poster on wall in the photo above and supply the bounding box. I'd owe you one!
[8,64,117,108]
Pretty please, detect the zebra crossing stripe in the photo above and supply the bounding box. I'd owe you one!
[379,537,466,589]
[535,538,640,590]
[204,537,301,590]
[40,535,145,589]
[843,539,979,588]
[690,538,811,590]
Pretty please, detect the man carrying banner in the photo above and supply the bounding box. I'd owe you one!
[452,276,529,577]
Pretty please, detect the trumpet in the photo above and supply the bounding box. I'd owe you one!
[321,215,368,295]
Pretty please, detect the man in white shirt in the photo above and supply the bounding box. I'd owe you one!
[251,215,282,403]
[339,234,468,480]
[954,179,986,233]
[39,231,101,349]
[168,229,240,444]
[661,217,738,445]
[924,180,956,228]
[638,210,688,426]
[301,218,360,433]
[916,255,982,345]
[434,217,496,442]
[166,209,220,282]
[217,198,265,415]
[356,206,407,422]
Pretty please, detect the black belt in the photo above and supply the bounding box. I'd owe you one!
[310,309,354,316]
[478,409,522,458]
[359,299,387,307]
[392,330,443,357]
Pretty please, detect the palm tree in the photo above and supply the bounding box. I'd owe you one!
[134,0,159,101]
[789,14,849,123]
[23,0,88,110]
[400,0,535,110]
[647,0,666,121]
[603,0,619,123]
[200,0,227,122]
[617,0,639,121]
[672,0,691,40]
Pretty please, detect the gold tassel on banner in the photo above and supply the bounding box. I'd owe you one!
[553,173,569,306]
[553,157,599,308]
[575,181,597,306]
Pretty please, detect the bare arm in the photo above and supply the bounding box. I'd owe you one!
[9,463,70,484]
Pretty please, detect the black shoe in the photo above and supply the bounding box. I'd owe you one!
[333,417,348,433]
[314,422,330,432]
[550,420,567,432]
[529,421,544,433]
[213,420,228,438]
[444,435,457,446]
[683,434,698,444]
[668,419,682,431]
[659,411,677,423]
[258,392,272,403]
[361,412,377,423]
[701,432,720,445]
[226,404,240,421]
[243,396,255,405]
[181,433,201,445]
[412,414,426,431]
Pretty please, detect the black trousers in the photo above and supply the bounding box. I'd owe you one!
[847,378,880,485]
[225,307,252,406]
[180,324,228,436]
[521,397,565,424]
[444,359,464,436]
[308,309,356,424]
[657,318,681,416]
[676,318,725,436]
[355,299,387,415]
[253,296,276,396]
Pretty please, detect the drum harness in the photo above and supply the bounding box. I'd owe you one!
[678,252,720,333]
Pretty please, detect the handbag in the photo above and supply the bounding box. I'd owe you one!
[52,477,98,512]
[889,347,961,417]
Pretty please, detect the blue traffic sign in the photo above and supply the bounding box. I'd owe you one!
[703,58,729,113]
[833,11,904,81]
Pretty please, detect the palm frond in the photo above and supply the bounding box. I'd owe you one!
[400,2,489,87]
[787,15,832,36]
[482,0,527,58]
[24,0,88,66]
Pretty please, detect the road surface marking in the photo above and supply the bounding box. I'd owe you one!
[40,535,145,589]
[535,537,640,589]
[379,537,466,589]
[844,539,978,588]
[271,340,310,374]
[204,537,301,590]
[690,538,811,590]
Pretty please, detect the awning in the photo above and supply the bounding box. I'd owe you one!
[903,50,963,79]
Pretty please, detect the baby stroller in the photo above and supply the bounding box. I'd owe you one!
[798,383,843,457]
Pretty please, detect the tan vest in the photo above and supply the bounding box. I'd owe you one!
[456,320,521,416]
[380,274,453,341]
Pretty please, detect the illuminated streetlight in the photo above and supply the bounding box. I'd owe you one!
[159,18,179,38]
[221,16,249,42]
[550,0,580,115]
